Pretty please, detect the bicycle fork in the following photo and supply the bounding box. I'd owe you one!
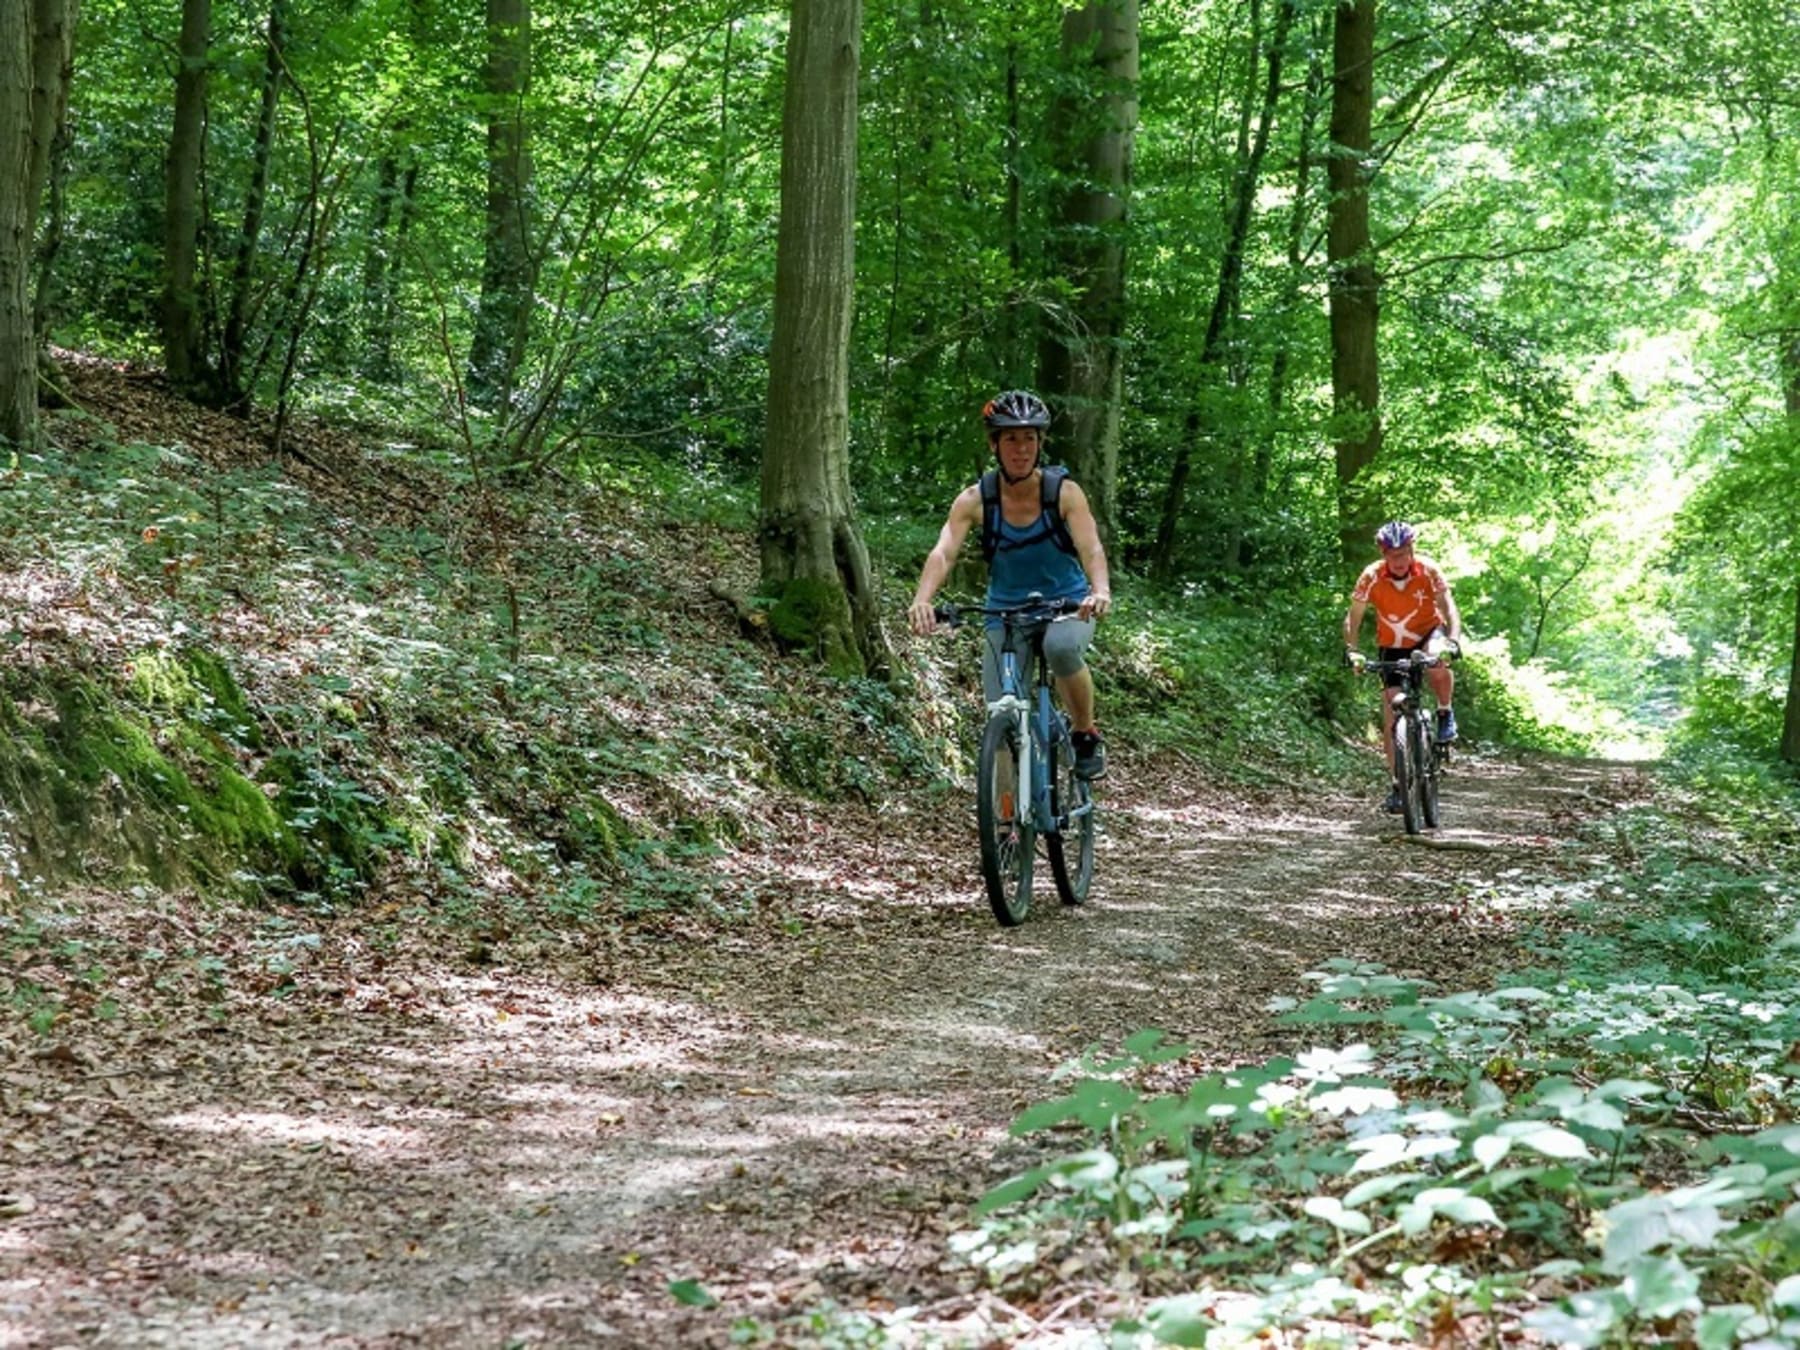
[987,694,1032,834]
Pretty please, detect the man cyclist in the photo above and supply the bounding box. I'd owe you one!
[908,389,1113,779]
[1343,520,1463,813]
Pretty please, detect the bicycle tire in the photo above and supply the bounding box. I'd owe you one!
[977,712,1034,926]
[1046,721,1095,906]
[1394,716,1424,835]
[1421,718,1442,829]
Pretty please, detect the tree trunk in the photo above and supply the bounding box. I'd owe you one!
[1037,0,1138,545]
[1328,0,1380,572]
[758,0,884,679]
[1150,0,1294,580]
[0,0,34,447]
[1004,36,1021,279]
[1263,13,1327,500]
[467,0,534,412]
[162,0,211,392]
[361,146,417,382]
[1782,581,1800,764]
[1782,337,1800,763]
[31,0,77,384]
[219,0,287,408]
[0,0,70,446]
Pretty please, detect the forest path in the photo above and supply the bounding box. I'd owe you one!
[2,753,1645,1348]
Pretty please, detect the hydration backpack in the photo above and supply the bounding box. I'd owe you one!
[978,466,1078,563]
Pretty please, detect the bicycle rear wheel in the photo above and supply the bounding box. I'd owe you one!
[1394,717,1424,835]
[1421,721,1442,828]
[1046,723,1095,906]
[977,712,1034,926]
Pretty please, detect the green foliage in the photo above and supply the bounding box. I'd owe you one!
[958,786,1800,1346]
[0,660,300,897]
[1099,587,1368,785]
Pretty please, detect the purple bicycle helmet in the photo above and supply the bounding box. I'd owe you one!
[1375,520,1417,550]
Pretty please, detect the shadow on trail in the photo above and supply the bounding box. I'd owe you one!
[4,754,1648,1347]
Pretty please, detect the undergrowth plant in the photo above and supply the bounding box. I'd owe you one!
[955,787,1800,1348]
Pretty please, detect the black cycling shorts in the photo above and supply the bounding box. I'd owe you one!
[1377,628,1447,689]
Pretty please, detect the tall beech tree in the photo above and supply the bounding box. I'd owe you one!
[30,0,79,378]
[0,0,76,447]
[1327,0,1378,571]
[467,0,534,411]
[162,0,210,395]
[1782,344,1799,761]
[218,0,288,408]
[759,0,883,677]
[0,1,36,447]
[1038,0,1137,543]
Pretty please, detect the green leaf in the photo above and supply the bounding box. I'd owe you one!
[1522,1290,1627,1348]
[1564,1099,1626,1132]
[1694,1306,1757,1350]
[1050,1149,1120,1191]
[1400,1187,1501,1236]
[668,1279,718,1308]
[1499,1121,1592,1160]
[1472,1132,1513,1170]
[1600,1190,1730,1272]
[1303,1195,1373,1234]
[1620,1255,1700,1319]
[1598,1203,1671,1270]
[1311,1084,1399,1116]
[1123,1028,1190,1064]
[1344,1173,1420,1207]
[974,1164,1053,1216]
[1144,1294,1216,1347]
[1012,1079,1141,1135]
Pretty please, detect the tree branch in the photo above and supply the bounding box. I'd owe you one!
[1382,234,1585,282]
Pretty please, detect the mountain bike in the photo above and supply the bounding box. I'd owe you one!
[1350,648,1454,835]
[935,598,1097,926]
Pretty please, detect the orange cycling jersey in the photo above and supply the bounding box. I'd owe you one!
[1352,557,1449,648]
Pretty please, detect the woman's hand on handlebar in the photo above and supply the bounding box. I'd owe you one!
[1078,590,1111,621]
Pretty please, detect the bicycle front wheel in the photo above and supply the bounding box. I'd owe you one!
[977,712,1035,926]
[1394,716,1424,835]
[1421,719,1442,828]
[1046,725,1095,906]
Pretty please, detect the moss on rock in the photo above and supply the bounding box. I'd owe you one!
[766,577,862,678]
[0,652,300,899]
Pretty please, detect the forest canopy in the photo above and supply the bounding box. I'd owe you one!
[0,0,1794,757]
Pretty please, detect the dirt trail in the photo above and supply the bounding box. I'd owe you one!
[1,753,1642,1348]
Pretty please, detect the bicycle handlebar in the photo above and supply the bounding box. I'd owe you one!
[934,596,1083,630]
[1348,649,1456,676]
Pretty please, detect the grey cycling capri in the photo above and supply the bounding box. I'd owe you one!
[982,616,1096,703]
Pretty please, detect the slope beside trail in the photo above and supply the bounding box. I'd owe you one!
[1,750,1644,1348]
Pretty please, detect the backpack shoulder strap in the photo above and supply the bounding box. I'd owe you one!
[1040,465,1077,556]
[978,470,1001,562]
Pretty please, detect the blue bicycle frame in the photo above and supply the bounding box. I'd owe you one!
[980,600,1089,839]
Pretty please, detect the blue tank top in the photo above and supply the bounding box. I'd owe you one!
[986,515,1090,621]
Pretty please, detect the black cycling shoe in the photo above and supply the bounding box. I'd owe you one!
[1072,730,1107,780]
[1382,785,1404,814]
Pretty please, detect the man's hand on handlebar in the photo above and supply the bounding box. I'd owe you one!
[908,598,939,636]
[1344,647,1364,671]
